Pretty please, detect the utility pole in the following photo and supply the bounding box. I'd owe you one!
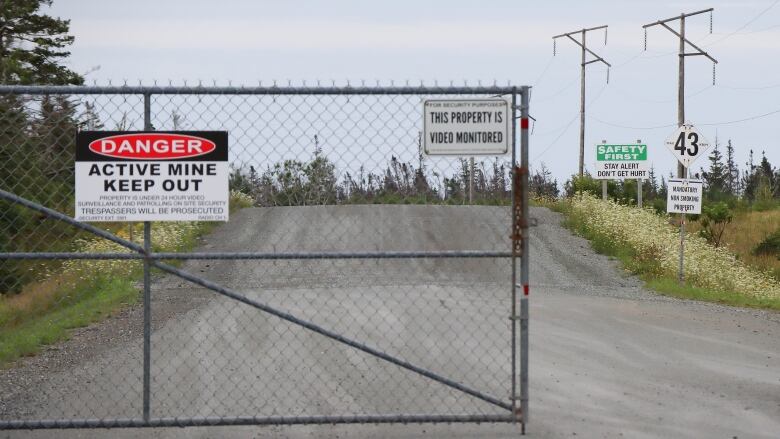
[643,8,717,179]
[644,9,717,285]
[553,25,610,177]
[637,139,643,208]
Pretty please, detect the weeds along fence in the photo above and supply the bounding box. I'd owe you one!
[0,84,531,431]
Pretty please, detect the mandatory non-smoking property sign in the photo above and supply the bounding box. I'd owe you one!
[666,179,703,214]
[75,131,229,222]
[593,143,649,180]
[422,99,509,155]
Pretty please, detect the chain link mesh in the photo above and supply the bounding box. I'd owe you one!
[0,85,521,427]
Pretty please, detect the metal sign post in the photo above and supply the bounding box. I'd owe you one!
[680,193,685,283]
[664,124,708,284]
[638,179,643,208]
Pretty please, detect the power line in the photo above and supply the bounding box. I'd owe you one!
[532,84,608,163]
[710,23,780,35]
[589,105,780,129]
[699,107,780,125]
[588,116,676,130]
[532,113,580,137]
[717,82,780,90]
[531,55,556,89]
[532,76,579,102]
[704,0,780,47]
[610,49,647,69]
[609,84,713,104]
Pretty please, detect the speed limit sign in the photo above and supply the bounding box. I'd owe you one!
[664,123,710,168]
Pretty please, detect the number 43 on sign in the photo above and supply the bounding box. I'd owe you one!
[664,123,710,168]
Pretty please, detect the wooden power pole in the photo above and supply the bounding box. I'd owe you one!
[643,8,718,179]
[553,25,610,177]
[644,9,717,285]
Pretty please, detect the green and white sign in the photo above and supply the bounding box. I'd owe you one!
[594,143,649,180]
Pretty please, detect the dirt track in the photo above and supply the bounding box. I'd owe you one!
[2,205,778,438]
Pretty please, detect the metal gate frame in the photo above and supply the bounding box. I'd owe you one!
[0,84,530,432]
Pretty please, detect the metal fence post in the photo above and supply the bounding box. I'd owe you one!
[519,86,530,434]
[142,92,152,423]
[510,90,518,421]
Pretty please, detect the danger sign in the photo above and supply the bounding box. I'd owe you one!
[75,131,229,222]
[422,99,510,155]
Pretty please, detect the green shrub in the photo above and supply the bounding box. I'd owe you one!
[698,202,733,248]
[753,229,780,257]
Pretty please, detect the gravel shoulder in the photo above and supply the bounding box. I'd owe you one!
[1,205,778,439]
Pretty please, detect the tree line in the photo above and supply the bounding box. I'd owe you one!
[0,0,87,293]
[228,134,533,207]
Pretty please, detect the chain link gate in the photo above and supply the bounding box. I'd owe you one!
[0,84,530,431]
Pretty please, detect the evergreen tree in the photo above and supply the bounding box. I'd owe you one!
[33,95,79,187]
[758,151,775,187]
[0,0,81,293]
[80,101,104,130]
[741,150,760,201]
[724,139,739,196]
[0,94,30,293]
[659,176,667,199]
[0,0,83,85]
[701,137,727,200]
[647,165,659,199]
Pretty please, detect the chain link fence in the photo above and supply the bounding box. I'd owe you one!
[0,84,530,430]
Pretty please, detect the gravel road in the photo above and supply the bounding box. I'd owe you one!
[1,205,778,439]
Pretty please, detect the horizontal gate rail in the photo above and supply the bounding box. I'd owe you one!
[0,188,514,417]
[0,250,512,260]
[0,84,517,96]
[0,413,515,430]
[0,190,146,253]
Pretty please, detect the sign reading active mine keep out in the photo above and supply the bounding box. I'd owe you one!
[75,131,229,222]
[423,99,510,155]
[594,143,649,180]
[666,179,703,214]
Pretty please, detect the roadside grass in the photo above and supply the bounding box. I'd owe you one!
[646,278,780,310]
[0,191,253,367]
[688,208,780,280]
[553,195,780,311]
[0,275,139,363]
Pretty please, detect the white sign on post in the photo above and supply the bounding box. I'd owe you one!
[666,179,703,214]
[664,123,710,168]
[75,131,229,222]
[593,143,649,180]
[423,99,510,155]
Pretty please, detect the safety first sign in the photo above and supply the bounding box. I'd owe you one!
[593,143,649,180]
[75,131,229,222]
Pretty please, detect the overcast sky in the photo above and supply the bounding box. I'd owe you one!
[48,0,780,183]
